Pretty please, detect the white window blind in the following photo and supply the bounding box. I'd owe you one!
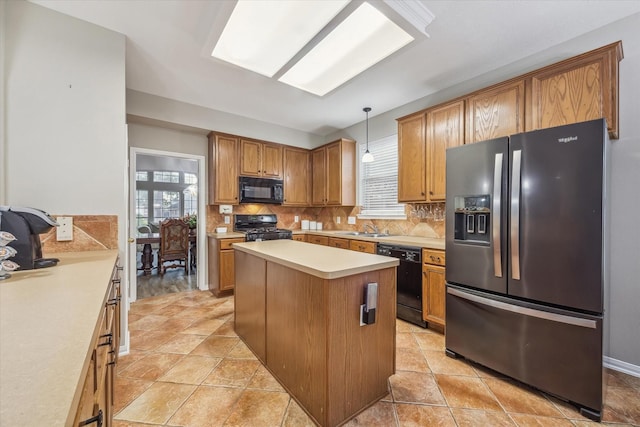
[359,135,406,218]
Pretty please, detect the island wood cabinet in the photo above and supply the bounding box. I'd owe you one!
[208,236,245,296]
[422,249,446,328]
[240,138,283,179]
[74,262,121,427]
[527,41,623,139]
[312,138,356,206]
[466,79,525,143]
[282,147,310,206]
[398,100,464,203]
[208,132,239,205]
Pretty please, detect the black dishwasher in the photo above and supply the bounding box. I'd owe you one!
[377,244,426,328]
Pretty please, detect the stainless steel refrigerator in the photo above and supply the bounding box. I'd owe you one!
[445,119,608,421]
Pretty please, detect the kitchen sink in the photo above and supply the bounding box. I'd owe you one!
[337,232,394,238]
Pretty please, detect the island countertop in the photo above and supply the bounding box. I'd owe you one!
[0,250,119,427]
[233,239,399,279]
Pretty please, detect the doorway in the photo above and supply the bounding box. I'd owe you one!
[129,148,206,302]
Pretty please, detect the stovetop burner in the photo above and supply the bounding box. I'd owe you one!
[234,214,292,242]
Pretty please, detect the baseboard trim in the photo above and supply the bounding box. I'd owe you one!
[604,356,640,378]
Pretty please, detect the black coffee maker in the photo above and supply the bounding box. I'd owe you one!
[0,206,60,270]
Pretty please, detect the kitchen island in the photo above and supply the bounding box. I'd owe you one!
[233,240,399,427]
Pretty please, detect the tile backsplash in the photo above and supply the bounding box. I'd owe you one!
[41,215,118,253]
[206,203,445,239]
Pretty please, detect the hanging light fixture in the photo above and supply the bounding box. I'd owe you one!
[362,107,374,163]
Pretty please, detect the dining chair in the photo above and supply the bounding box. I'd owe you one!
[158,218,189,276]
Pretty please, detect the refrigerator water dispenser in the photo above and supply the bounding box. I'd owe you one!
[453,195,491,245]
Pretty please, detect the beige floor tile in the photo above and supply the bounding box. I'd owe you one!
[396,347,430,372]
[227,340,259,359]
[545,395,594,421]
[118,352,183,381]
[128,313,171,331]
[113,376,153,414]
[158,316,197,334]
[167,385,243,427]
[389,371,446,405]
[158,355,222,385]
[213,320,238,337]
[129,329,177,351]
[190,335,240,357]
[508,413,575,426]
[115,382,196,424]
[155,333,208,354]
[116,349,149,372]
[157,303,196,317]
[436,374,502,411]
[203,358,261,388]
[182,318,226,335]
[423,349,478,376]
[412,331,445,351]
[395,403,456,427]
[450,408,516,427]
[343,400,397,427]
[602,386,640,425]
[282,399,316,427]
[484,378,563,417]
[247,365,285,392]
[113,420,158,427]
[223,389,290,427]
[396,332,420,350]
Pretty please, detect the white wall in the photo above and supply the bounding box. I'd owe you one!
[128,122,207,158]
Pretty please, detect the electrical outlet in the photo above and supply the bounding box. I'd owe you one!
[219,205,233,214]
[336,217,341,224]
[348,216,356,225]
[56,216,73,241]
[224,216,231,224]
[294,216,299,223]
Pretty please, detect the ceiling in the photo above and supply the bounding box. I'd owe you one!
[31,0,640,136]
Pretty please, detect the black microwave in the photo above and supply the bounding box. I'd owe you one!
[239,176,284,204]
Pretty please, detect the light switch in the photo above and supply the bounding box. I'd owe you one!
[56,216,73,241]
[336,217,341,224]
[294,216,299,223]
[224,216,231,224]
[348,216,356,225]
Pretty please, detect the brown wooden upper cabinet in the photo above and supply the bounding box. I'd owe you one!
[240,139,283,179]
[312,138,356,206]
[466,80,525,143]
[397,100,463,203]
[208,132,239,205]
[527,41,623,139]
[283,146,310,206]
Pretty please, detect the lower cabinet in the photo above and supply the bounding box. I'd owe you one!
[308,235,329,246]
[349,240,377,254]
[208,237,245,296]
[327,237,349,249]
[422,249,446,327]
[74,262,121,427]
[292,234,307,242]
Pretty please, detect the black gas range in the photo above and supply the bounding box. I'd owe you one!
[234,214,292,242]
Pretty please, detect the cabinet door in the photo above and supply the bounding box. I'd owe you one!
[349,240,376,254]
[466,80,525,143]
[528,41,622,138]
[240,139,262,177]
[283,147,310,206]
[397,113,426,202]
[219,250,235,291]
[209,134,239,204]
[325,142,342,205]
[311,147,326,206]
[308,235,328,245]
[422,264,446,326]
[426,100,464,201]
[262,143,283,179]
[328,237,350,249]
[292,234,307,242]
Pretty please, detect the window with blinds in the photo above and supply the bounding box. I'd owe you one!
[358,135,406,218]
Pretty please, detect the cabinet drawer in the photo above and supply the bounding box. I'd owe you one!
[292,234,307,242]
[328,237,350,249]
[220,238,245,250]
[423,249,445,266]
[308,235,329,245]
[350,240,377,254]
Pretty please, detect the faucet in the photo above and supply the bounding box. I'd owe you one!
[363,223,379,234]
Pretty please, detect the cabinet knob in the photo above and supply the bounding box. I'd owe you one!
[421,192,425,196]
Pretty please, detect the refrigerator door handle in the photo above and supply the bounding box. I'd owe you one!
[493,153,503,278]
[511,150,522,280]
[447,287,597,329]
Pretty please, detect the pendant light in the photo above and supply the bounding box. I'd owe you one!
[362,107,374,163]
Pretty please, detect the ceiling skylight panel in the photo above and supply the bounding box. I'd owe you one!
[278,2,414,96]
[211,0,349,77]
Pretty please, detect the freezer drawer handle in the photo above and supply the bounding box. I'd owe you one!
[511,150,522,280]
[447,287,596,329]
[493,153,503,278]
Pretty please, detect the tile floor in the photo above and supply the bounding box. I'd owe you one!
[115,290,640,427]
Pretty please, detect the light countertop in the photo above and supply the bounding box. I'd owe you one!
[0,250,119,427]
[233,240,399,279]
[208,230,444,250]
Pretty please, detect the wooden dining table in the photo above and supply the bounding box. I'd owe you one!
[137,232,197,275]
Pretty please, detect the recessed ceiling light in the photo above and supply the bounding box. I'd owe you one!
[278,2,414,96]
[211,0,349,78]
